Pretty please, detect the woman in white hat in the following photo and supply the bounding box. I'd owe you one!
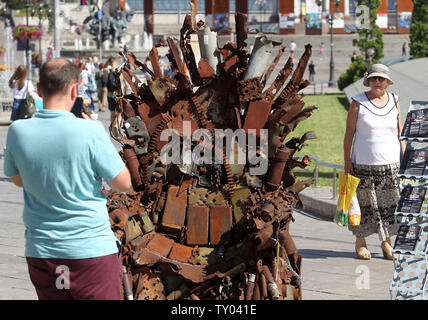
[343,63,405,260]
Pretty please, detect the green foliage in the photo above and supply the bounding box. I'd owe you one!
[337,56,370,90]
[338,0,384,90]
[5,0,25,10]
[292,94,348,188]
[410,0,428,58]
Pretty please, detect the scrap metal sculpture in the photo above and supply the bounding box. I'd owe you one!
[105,13,317,300]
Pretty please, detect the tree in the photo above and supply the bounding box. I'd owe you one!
[409,0,428,58]
[5,0,25,10]
[338,0,384,90]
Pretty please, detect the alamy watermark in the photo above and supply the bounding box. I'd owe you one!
[355,265,370,290]
[355,5,370,30]
[159,121,269,176]
[55,265,70,290]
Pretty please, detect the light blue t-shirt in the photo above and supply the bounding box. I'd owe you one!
[4,110,125,259]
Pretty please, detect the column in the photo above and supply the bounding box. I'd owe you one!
[213,0,230,32]
[329,0,345,34]
[396,0,413,34]
[279,0,295,34]
[143,0,154,51]
[377,0,388,33]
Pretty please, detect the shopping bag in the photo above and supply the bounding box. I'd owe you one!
[348,193,361,226]
[335,172,349,226]
[334,172,360,226]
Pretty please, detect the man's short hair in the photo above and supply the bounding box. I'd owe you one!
[39,58,79,98]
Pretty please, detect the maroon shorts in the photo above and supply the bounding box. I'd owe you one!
[26,253,123,300]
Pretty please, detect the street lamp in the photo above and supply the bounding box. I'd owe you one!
[328,0,341,87]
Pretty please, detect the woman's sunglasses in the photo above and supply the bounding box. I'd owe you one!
[369,76,387,82]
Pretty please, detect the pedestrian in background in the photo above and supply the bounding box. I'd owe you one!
[308,61,315,82]
[78,62,95,112]
[85,56,95,76]
[402,42,407,56]
[289,53,296,72]
[290,40,296,54]
[105,57,119,122]
[4,58,133,300]
[343,63,404,260]
[95,63,107,112]
[8,65,36,121]
[351,51,357,63]
[319,42,324,56]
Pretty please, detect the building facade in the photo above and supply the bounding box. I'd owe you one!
[116,0,413,35]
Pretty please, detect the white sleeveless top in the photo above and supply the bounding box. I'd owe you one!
[351,92,400,165]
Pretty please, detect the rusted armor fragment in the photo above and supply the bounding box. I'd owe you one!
[147,78,174,108]
[186,205,209,246]
[238,77,263,102]
[168,243,194,263]
[149,46,163,78]
[198,58,216,79]
[265,145,291,189]
[146,233,175,257]
[209,205,233,245]
[109,208,129,230]
[160,186,187,238]
[135,248,206,283]
[261,45,286,87]
[122,146,143,190]
[242,99,272,135]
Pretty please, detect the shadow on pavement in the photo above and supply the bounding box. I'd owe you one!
[299,248,357,259]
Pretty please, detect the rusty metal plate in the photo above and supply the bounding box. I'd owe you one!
[231,183,251,224]
[134,267,166,300]
[186,205,209,246]
[125,217,143,242]
[136,102,164,136]
[198,58,215,78]
[209,205,233,245]
[149,46,163,78]
[148,78,173,107]
[239,77,263,102]
[170,100,199,136]
[188,186,228,206]
[242,99,272,135]
[168,243,194,263]
[135,247,206,283]
[109,208,129,230]
[160,186,187,237]
[146,233,175,257]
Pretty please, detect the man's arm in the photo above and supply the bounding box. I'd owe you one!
[10,174,23,188]
[107,166,134,194]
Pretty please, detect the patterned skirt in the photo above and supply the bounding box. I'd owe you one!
[348,163,400,241]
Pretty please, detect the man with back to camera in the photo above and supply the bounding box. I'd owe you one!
[3,58,134,300]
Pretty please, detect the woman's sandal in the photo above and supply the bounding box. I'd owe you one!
[356,246,371,260]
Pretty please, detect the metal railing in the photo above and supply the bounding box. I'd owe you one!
[293,155,344,199]
[308,82,327,95]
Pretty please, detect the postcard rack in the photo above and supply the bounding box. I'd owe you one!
[390,100,428,300]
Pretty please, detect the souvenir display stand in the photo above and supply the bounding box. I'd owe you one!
[390,100,428,300]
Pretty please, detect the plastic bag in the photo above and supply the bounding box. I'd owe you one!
[334,172,360,226]
[348,193,361,226]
